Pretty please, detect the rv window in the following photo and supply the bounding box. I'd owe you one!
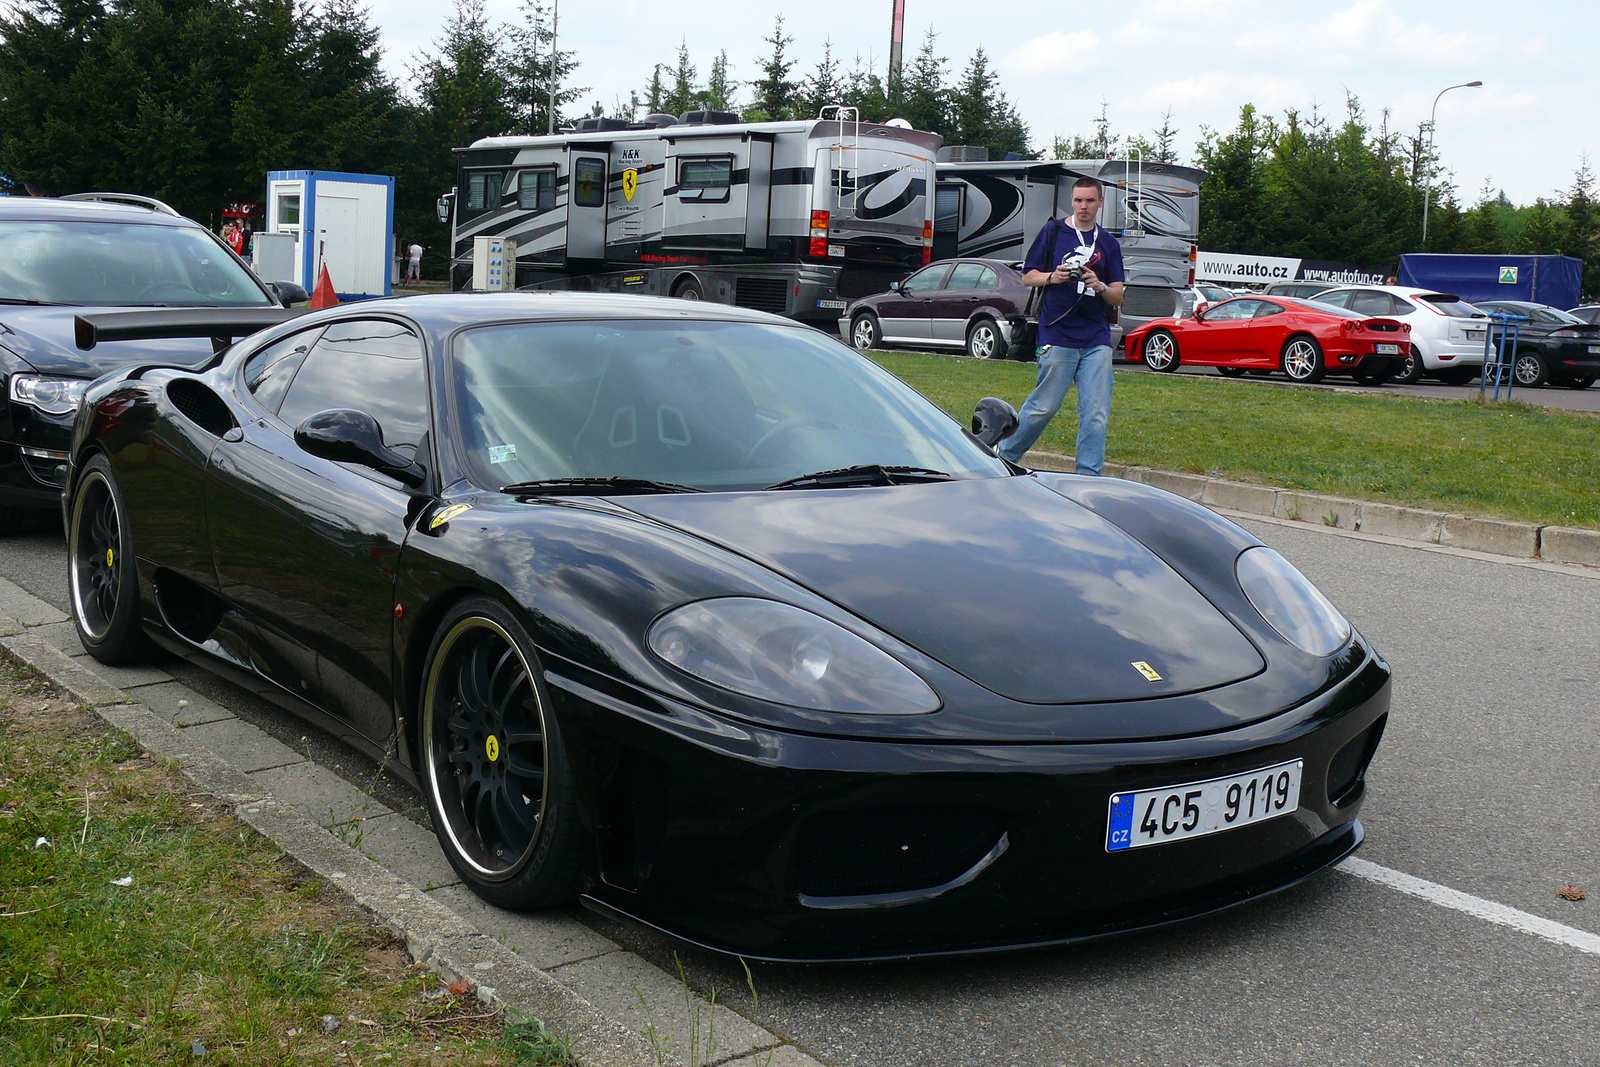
[465,171,503,213]
[573,158,606,208]
[677,157,732,202]
[934,186,962,233]
[518,170,556,212]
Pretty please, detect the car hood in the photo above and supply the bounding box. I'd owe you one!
[0,305,230,377]
[623,476,1265,704]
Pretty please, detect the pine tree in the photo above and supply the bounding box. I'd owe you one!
[663,36,697,117]
[746,14,797,122]
[503,0,584,135]
[703,50,736,111]
[801,38,840,119]
[899,29,945,135]
[642,63,665,115]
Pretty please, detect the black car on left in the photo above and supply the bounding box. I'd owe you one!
[1473,300,1600,388]
[0,193,303,534]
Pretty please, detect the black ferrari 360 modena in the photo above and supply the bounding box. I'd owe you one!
[65,293,1390,961]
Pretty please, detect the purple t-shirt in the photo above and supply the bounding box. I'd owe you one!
[1023,219,1125,349]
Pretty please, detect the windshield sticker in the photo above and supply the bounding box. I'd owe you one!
[430,503,472,530]
[488,444,517,464]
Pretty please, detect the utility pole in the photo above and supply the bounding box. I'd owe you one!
[1421,79,1482,249]
[547,0,559,135]
[888,0,905,89]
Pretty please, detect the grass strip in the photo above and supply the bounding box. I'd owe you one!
[0,662,573,1066]
[871,350,1600,530]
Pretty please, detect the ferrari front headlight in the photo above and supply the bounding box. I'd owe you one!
[9,374,89,417]
[647,597,940,714]
[1236,547,1352,656]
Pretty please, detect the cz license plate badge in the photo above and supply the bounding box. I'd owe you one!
[1106,759,1303,852]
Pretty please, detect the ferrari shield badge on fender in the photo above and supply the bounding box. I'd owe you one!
[1132,661,1162,681]
[623,169,638,202]
[430,503,472,530]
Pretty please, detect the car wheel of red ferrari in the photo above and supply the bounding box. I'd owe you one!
[68,454,154,664]
[1280,336,1325,384]
[1143,330,1179,372]
[1217,366,1247,378]
[420,597,582,908]
[1393,345,1426,384]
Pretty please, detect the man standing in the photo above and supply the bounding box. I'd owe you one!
[407,241,424,282]
[997,176,1125,474]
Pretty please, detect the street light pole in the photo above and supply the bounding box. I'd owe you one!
[1421,80,1482,249]
[547,0,559,135]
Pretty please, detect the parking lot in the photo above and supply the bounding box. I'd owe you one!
[7,497,1597,1066]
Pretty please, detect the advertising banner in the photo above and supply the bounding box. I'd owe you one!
[1197,252,1392,286]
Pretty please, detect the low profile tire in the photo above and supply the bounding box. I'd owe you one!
[1217,366,1247,378]
[1567,376,1595,390]
[850,313,881,351]
[1280,335,1326,383]
[1143,329,1179,372]
[420,596,582,909]
[1393,344,1426,385]
[672,277,703,301]
[1512,350,1548,388]
[67,454,153,664]
[966,318,1001,360]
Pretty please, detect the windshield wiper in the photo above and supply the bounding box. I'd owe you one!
[763,464,955,491]
[502,476,705,498]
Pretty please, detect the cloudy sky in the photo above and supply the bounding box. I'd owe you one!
[364,0,1593,207]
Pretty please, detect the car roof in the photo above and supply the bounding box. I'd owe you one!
[0,195,200,227]
[1316,284,1465,300]
[319,290,806,328]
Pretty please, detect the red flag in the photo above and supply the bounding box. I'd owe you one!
[310,264,339,309]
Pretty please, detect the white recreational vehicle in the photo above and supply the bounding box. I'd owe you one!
[440,110,941,327]
[934,153,1204,341]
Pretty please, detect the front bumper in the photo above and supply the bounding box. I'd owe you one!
[1,401,75,511]
[549,649,1392,962]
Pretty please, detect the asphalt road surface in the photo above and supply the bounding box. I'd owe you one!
[6,512,1598,1066]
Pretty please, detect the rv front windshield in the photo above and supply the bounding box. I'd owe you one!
[0,221,272,307]
[451,319,1011,492]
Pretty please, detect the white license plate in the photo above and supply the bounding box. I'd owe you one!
[828,244,846,257]
[1588,344,1600,354]
[816,299,847,310]
[1376,343,1399,354]
[1106,759,1302,852]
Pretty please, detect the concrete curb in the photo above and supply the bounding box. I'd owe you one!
[1023,450,1600,566]
[0,621,817,1067]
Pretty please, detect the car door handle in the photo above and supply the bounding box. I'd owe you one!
[968,296,980,303]
[922,298,934,304]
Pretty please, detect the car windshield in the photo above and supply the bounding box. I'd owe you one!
[451,319,1011,492]
[1526,306,1583,325]
[0,220,272,307]
[1286,297,1362,318]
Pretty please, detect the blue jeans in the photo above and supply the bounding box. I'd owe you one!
[997,344,1113,474]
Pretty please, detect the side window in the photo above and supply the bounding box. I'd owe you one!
[975,266,997,290]
[933,185,962,234]
[242,327,324,414]
[677,157,732,203]
[278,320,429,457]
[1253,301,1286,318]
[1206,300,1256,321]
[945,262,987,290]
[464,171,503,215]
[1349,290,1392,317]
[573,157,606,208]
[517,170,556,212]
[1315,289,1354,309]
[901,265,950,293]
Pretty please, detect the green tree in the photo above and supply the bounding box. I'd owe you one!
[641,63,665,115]
[662,36,697,117]
[947,48,1027,159]
[1193,105,1276,253]
[898,29,945,135]
[801,38,840,119]
[745,14,797,122]
[703,49,736,111]
[503,0,584,135]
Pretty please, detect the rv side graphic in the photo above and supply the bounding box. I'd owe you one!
[443,113,941,325]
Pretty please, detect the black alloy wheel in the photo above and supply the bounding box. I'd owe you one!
[1393,344,1426,385]
[1280,336,1326,383]
[1143,330,1179,372]
[420,597,581,907]
[966,318,1001,360]
[68,454,152,664]
[1217,366,1247,378]
[851,313,881,351]
[1512,350,1548,388]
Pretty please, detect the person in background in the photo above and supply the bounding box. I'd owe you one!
[407,240,424,282]
[996,176,1125,475]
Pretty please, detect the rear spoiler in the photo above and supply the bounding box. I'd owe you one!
[74,308,301,352]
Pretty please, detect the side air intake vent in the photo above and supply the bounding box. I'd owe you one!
[793,808,1007,897]
[166,379,237,437]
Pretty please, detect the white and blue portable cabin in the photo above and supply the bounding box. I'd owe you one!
[264,170,394,299]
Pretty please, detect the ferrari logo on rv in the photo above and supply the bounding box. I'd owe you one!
[622,169,638,202]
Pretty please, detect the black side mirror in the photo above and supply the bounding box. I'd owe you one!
[269,281,310,307]
[970,396,1018,448]
[294,409,427,487]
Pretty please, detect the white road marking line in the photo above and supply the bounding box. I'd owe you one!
[1339,857,1600,956]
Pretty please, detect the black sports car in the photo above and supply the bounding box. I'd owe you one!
[66,293,1390,962]
[1472,300,1600,389]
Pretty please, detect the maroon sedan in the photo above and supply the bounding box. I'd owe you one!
[839,258,1032,360]
[1124,296,1411,384]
